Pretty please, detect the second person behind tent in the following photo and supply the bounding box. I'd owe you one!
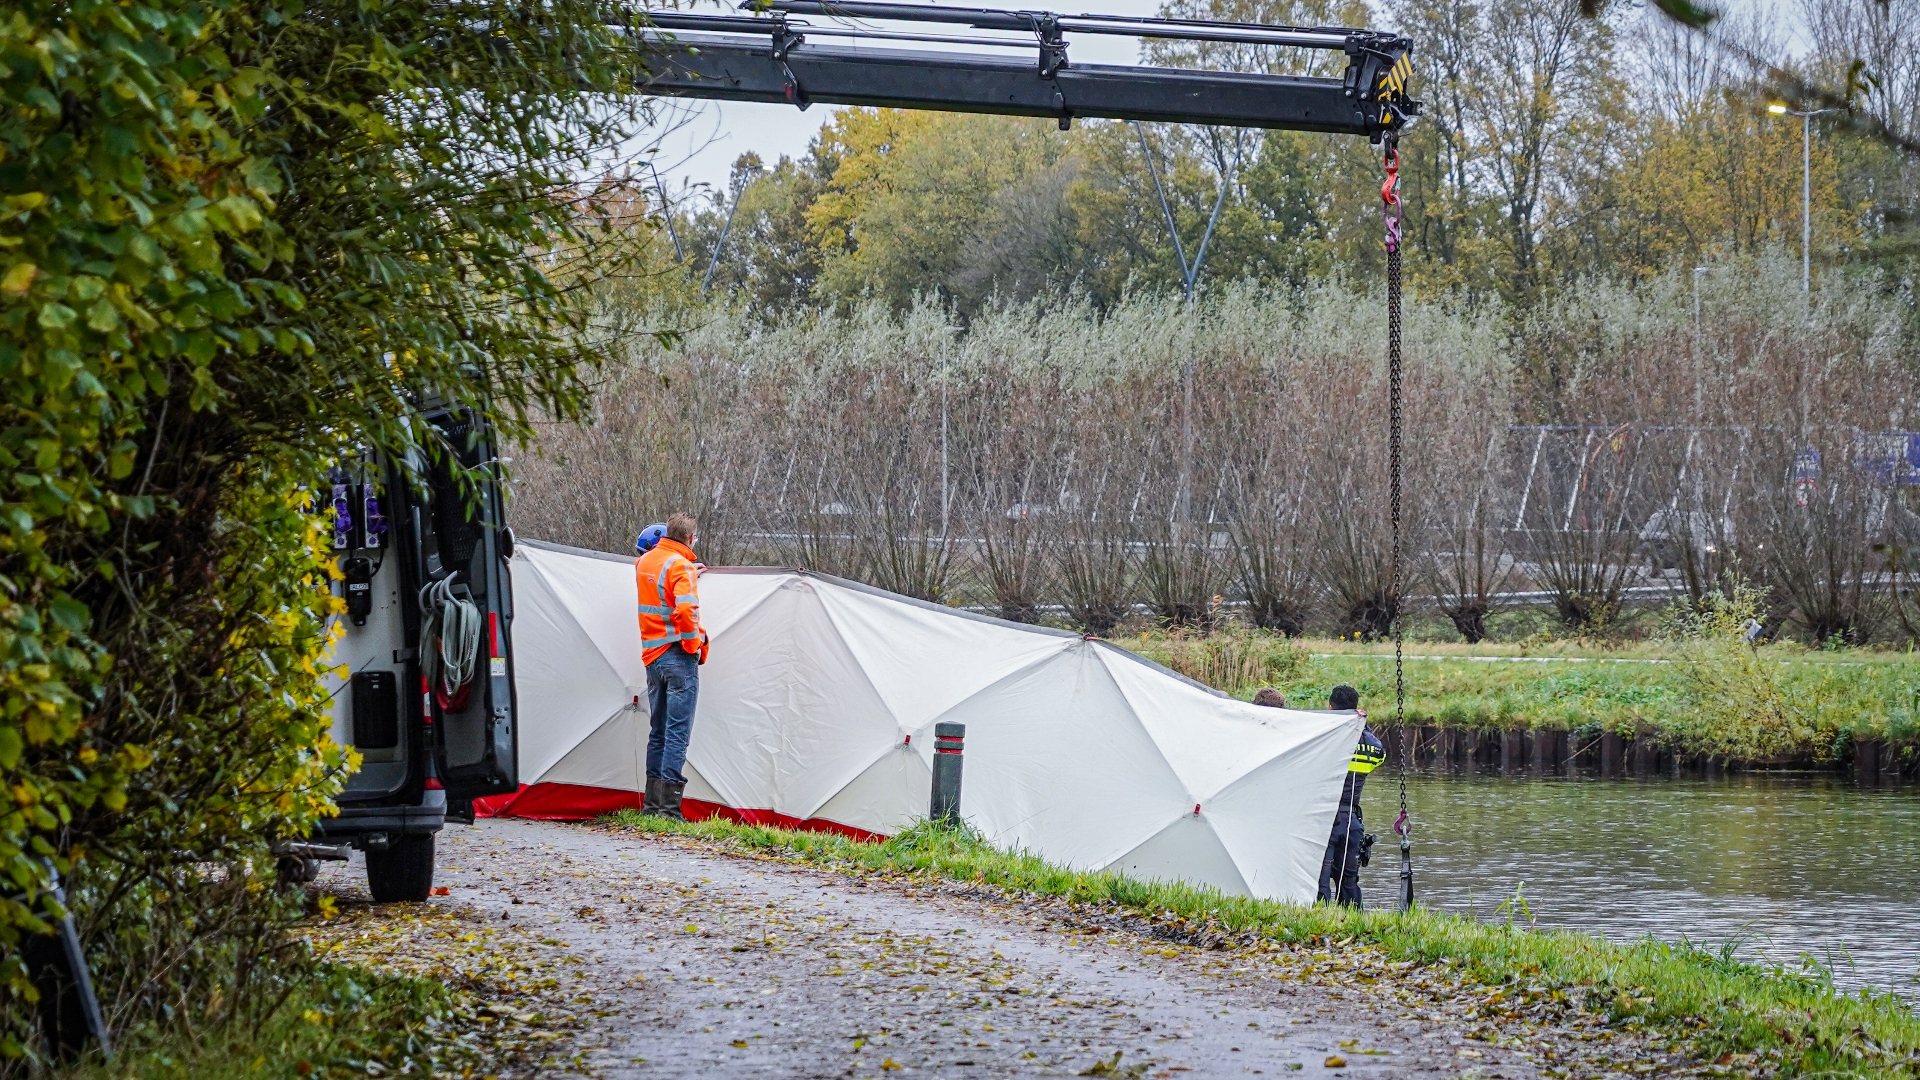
[636,513,709,820]
[1320,683,1384,908]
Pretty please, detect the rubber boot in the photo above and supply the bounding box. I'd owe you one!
[642,777,665,817]
[660,781,687,823]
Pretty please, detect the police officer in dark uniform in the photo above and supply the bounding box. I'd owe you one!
[1319,684,1385,907]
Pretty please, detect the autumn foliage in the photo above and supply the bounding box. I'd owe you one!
[0,0,642,1061]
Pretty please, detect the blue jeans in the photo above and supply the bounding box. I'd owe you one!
[645,647,700,784]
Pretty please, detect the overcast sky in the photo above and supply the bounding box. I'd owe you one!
[627,0,1806,213]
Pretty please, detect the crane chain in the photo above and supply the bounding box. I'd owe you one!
[1382,141,1413,915]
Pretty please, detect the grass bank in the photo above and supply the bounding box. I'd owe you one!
[63,896,591,1080]
[606,811,1920,1078]
[1120,628,1920,763]
[59,963,461,1080]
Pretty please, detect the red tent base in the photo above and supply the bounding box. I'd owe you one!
[474,782,886,842]
[472,782,639,820]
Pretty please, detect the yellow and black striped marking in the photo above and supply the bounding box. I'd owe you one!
[1350,740,1386,774]
[1376,52,1413,101]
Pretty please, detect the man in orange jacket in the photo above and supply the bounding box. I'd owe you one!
[636,513,709,820]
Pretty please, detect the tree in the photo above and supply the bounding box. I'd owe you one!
[805,109,1079,309]
[1397,0,1502,298]
[1468,0,1624,302]
[693,151,831,314]
[2,0,650,1052]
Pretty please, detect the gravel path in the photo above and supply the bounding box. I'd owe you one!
[320,819,1696,1079]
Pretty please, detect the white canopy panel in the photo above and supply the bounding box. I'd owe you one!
[499,539,1361,902]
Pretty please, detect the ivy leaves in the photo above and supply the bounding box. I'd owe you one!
[0,0,316,1000]
[4,0,648,1053]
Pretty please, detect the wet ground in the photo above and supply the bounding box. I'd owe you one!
[320,819,1710,1079]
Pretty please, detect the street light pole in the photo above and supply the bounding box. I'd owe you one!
[701,160,765,296]
[1769,104,1842,296]
[648,161,685,264]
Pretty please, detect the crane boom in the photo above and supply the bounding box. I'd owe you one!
[633,3,1417,139]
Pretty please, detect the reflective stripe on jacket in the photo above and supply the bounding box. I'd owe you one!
[1337,726,1385,821]
[636,537,703,666]
[1350,728,1386,774]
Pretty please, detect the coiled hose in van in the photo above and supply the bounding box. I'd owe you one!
[420,575,482,711]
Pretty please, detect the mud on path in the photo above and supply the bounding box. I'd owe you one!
[318,819,1706,1079]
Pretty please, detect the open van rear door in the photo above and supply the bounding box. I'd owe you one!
[409,410,519,805]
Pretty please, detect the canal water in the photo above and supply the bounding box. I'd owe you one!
[1376,771,1920,996]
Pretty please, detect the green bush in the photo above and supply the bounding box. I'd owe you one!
[1657,582,1834,761]
[2,0,648,1061]
[1124,625,1308,698]
[67,958,470,1080]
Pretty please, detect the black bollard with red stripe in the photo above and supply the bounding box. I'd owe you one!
[930,722,965,824]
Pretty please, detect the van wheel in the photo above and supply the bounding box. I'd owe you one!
[366,834,435,902]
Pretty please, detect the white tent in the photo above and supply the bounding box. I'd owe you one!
[493,538,1363,902]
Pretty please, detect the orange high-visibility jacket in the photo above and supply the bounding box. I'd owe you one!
[635,537,703,666]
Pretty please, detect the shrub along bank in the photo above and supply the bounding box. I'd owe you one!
[3,0,643,1063]
[67,891,608,1080]
[62,964,459,1080]
[1122,628,1920,767]
[606,813,1920,1078]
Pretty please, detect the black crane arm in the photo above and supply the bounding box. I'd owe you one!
[633,1,1417,140]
